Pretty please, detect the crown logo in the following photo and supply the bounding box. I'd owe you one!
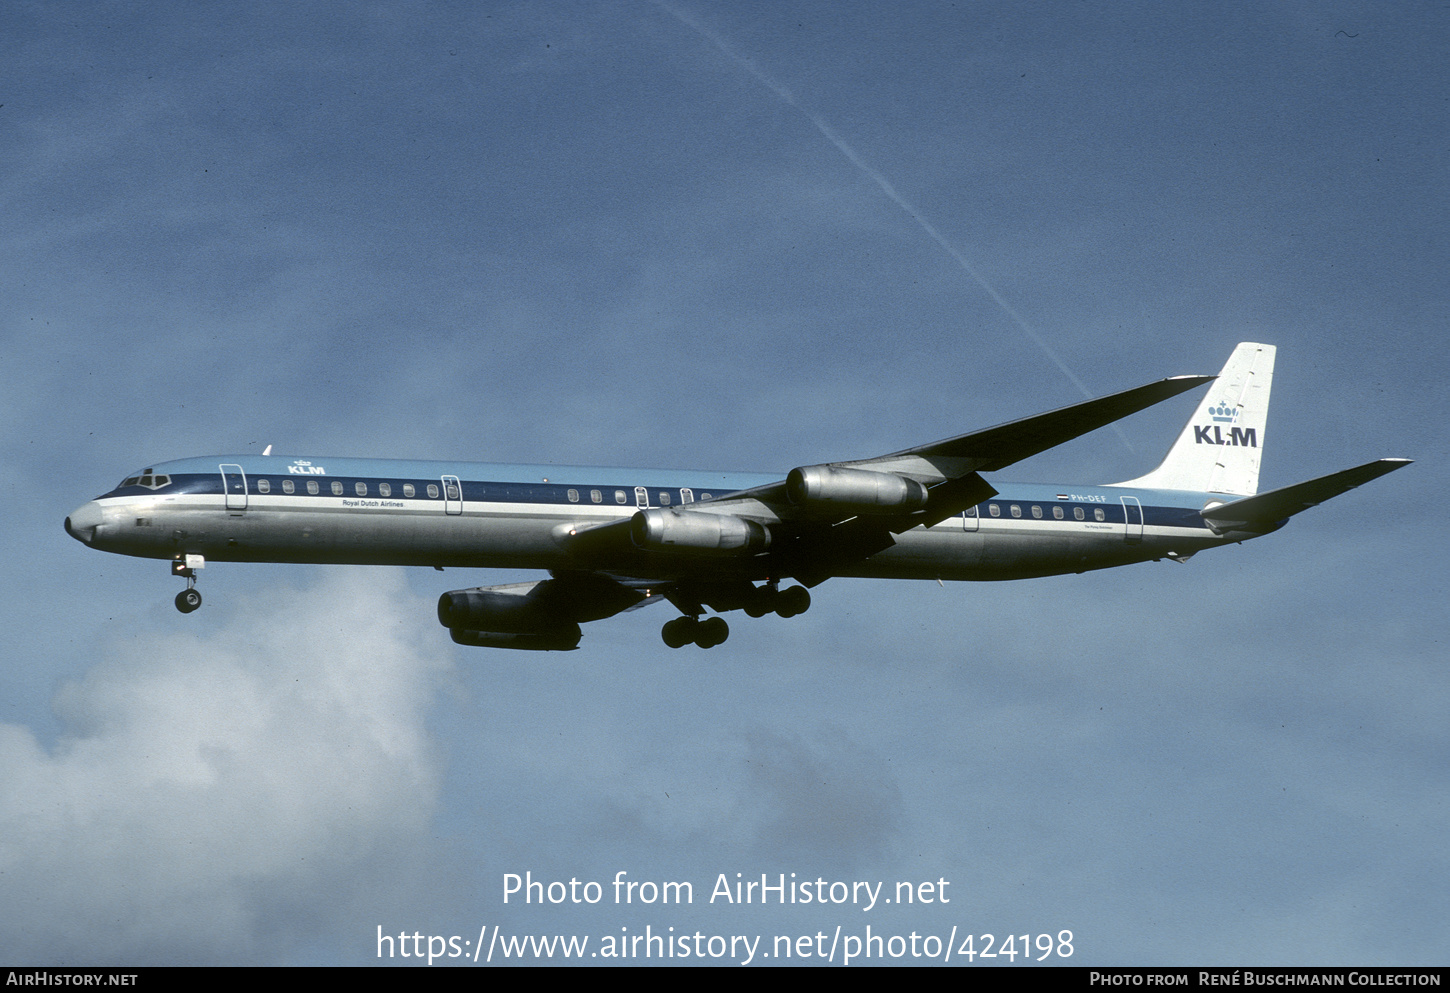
[1209,402,1239,423]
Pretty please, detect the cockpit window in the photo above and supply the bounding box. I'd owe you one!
[119,470,171,490]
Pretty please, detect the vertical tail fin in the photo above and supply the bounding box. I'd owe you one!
[1110,342,1275,495]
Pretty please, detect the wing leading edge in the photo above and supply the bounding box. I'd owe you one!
[856,374,1216,476]
[696,373,1215,509]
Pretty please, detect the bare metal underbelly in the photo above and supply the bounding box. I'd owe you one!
[97,503,1220,582]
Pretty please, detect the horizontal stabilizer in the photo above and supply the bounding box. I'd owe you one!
[1201,458,1411,532]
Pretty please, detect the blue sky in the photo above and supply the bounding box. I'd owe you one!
[3,1,1445,966]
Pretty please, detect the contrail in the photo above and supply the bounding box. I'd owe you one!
[654,2,1126,433]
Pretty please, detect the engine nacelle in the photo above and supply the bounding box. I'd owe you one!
[438,577,643,650]
[449,627,581,651]
[630,509,771,555]
[438,587,559,632]
[786,465,929,515]
[438,586,578,652]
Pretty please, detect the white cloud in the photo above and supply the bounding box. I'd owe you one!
[0,568,452,964]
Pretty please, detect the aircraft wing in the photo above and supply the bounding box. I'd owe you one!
[566,373,1214,583]
[690,371,1212,521]
[850,373,1216,478]
[1201,458,1412,532]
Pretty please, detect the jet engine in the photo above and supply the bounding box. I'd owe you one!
[630,509,771,555]
[438,575,644,651]
[437,585,582,651]
[786,465,929,515]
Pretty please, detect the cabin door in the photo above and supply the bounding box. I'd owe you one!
[220,464,247,513]
[442,475,463,515]
[1120,496,1143,543]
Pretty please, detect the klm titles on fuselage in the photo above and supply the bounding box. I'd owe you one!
[1195,425,1257,447]
[287,461,327,475]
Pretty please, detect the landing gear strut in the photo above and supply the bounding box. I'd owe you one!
[171,556,204,613]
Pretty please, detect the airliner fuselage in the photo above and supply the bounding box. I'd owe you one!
[64,456,1230,582]
[63,344,1409,650]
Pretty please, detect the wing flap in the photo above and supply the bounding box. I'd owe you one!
[912,472,999,530]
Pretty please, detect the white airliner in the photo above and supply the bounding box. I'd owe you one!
[66,343,1408,650]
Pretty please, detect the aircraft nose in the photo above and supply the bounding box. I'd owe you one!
[65,501,106,544]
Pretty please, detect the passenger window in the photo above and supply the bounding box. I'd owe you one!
[283,479,295,494]
[615,490,626,505]
[1010,504,1022,518]
[1052,506,1063,520]
[445,481,460,500]
[307,480,319,495]
[701,493,712,501]
[355,482,368,496]
[403,484,415,498]
[379,482,391,497]
[659,491,670,506]
[567,489,579,503]
[1074,507,1084,520]
[965,505,978,517]
[428,484,439,499]
[989,504,1001,517]
[1031,505,1042,519]
[1094,508,1105,522]
[257,479,271,494]
[591,489,602,504]
[332,481,344,496]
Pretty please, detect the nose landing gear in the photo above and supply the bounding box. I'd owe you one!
[171,556,204,613]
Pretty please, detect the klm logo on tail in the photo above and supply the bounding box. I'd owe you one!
[1194,425,1257,447]
[1193,402,1256,447]
[1109,342,1273,495]
[1194,423,1252,446]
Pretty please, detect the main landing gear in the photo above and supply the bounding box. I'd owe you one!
[171,556,204,613]
[743,583,810,619]
[661,614,729,650]
[658,583,812,650]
